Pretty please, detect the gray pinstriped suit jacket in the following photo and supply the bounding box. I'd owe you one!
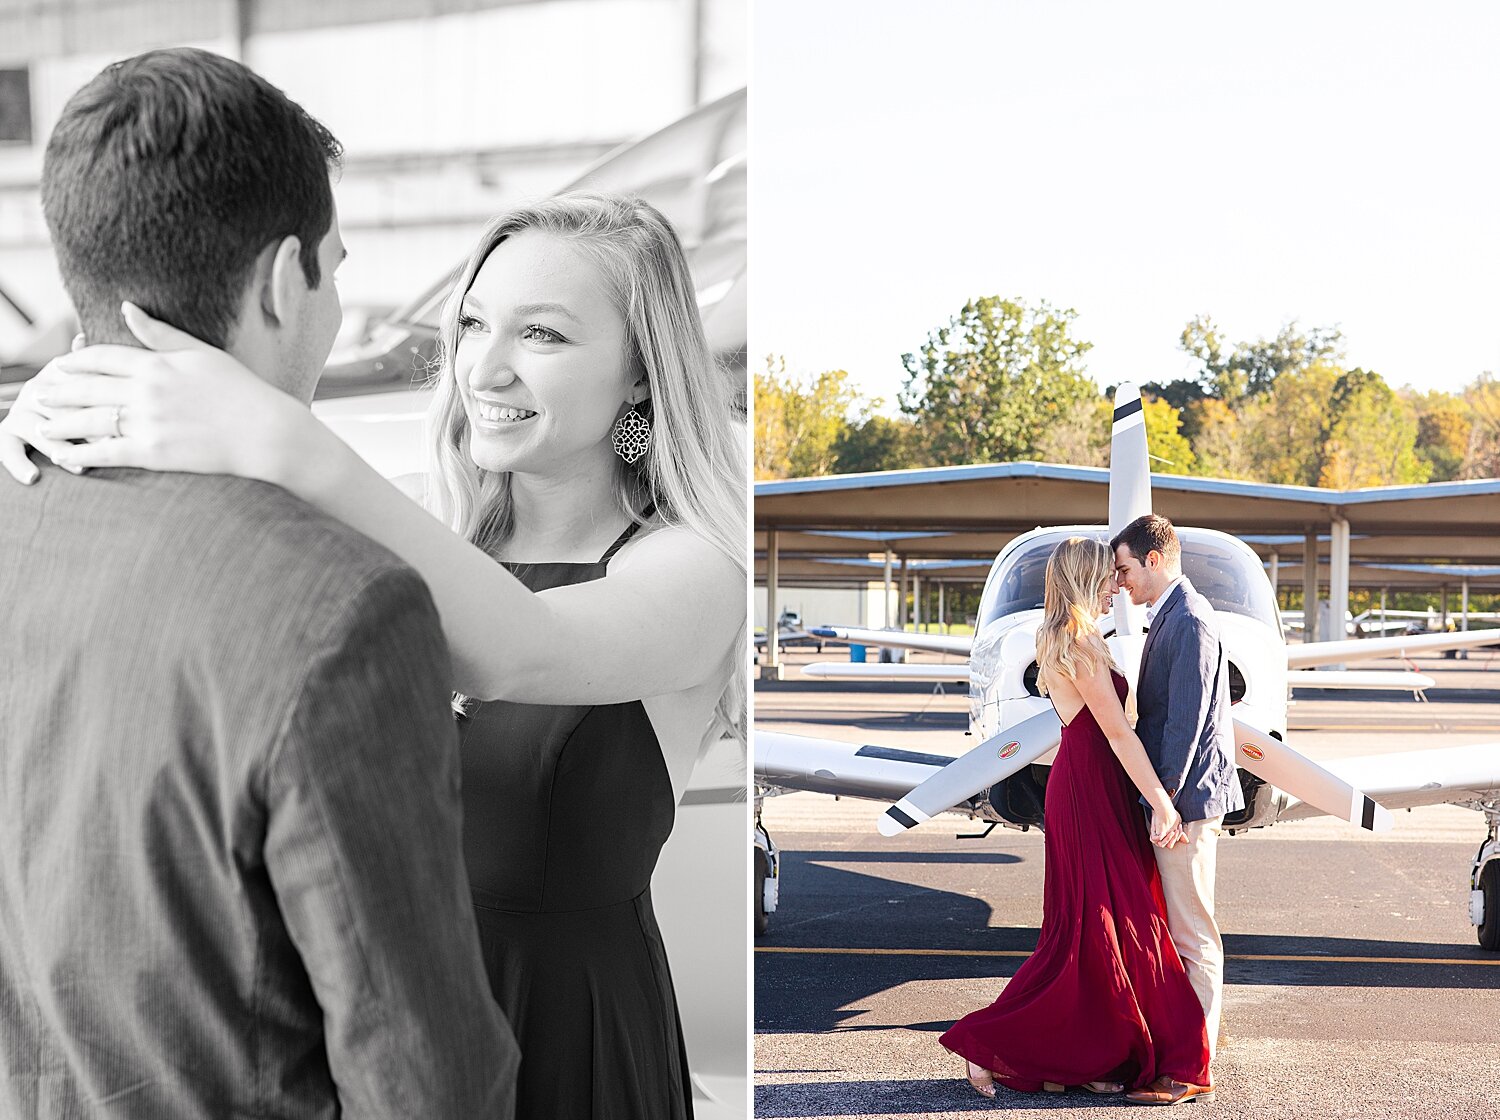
[0,465,518,1118]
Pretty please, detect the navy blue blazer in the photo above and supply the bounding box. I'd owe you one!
[1134,577,1245,823]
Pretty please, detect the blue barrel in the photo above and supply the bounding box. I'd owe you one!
[850,644,867,663]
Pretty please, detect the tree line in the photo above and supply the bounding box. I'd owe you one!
[754,296,1500,485]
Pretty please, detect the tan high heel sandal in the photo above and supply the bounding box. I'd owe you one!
[964,1060,997,1099]
[1043,1080,1125,1094]
[1082,1080,1125,1094]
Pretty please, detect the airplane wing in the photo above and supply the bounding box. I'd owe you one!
[1287,627,1500,667]
[1276,743,1500,820]
[753,627,817,648]
[1287,670,1434,692]
[808,625,973,656]
[802,661,970,683]
[755,730,956,802]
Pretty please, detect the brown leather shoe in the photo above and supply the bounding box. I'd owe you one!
[1125,1076,1215,1105]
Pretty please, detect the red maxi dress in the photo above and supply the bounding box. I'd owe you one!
[939,671,1211,1092]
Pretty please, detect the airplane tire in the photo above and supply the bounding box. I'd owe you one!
[1480,861,1500,952]
[754,849,771,936]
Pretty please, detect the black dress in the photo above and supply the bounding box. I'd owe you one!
[457,515,693,1120]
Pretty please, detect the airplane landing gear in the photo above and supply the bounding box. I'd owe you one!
[1469,801,1500,952]
[754,808,780,936]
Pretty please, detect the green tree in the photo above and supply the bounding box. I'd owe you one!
[753,356,863,479]
[1184,397,1254,479]
[1409,389,1472,482]
[1142,378,1208,438]
[1239,362,1342,484]
[1461,372,1500,479]
[1034,396,1110,467]
[832,413,929,474]
[1142,395,1196,475]
[1316,369,1429,488]
[1180,315,1344,402]
[899,296,1095,465]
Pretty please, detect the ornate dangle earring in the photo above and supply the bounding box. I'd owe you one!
[611,401,652,464]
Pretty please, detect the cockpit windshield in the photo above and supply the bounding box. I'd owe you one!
[978,527,1281,633]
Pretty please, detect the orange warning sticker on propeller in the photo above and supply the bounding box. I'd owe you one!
[1241,743,1264,761]
[998,741,1021,760]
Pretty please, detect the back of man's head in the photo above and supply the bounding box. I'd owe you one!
[1111,513,1182,571]
[41,48,342,351]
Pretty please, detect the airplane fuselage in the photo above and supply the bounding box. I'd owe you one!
[964,525,1290,832]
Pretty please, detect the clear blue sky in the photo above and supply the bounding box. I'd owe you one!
[751,0,1500,412]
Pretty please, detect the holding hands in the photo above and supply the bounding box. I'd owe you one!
[0,302,306,487]
[1150,801,1187,849]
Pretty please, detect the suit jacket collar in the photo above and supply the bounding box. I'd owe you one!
[1151,577,1189,624]
[1140,577,1190,671]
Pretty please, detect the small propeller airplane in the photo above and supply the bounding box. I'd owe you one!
[752,609,830,653]
[753,384,1500,951]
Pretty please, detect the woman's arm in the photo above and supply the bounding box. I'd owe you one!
[18,314,742,706]
[292,422,743,705]
[1072,657,1184,845]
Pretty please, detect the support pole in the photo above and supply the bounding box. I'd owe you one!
[1462,578,1471,631]
[913,572,922,631]
[883,547,894,629]
[1304,526,1320,644]
[1441,585,1450,632]
[1269,549,1280,598]
[899,555,909,629]
[939,582,946,634]
[762,527,781,680]
[1329,516,1350,642]
[232,0,252,60]
[1380,587,1387,633]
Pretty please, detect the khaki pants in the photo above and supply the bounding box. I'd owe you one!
[1153,815,1224,1066]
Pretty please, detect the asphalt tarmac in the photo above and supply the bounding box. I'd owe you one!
[753,649,1500,1120]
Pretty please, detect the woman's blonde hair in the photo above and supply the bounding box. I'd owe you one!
[425,191,746,749]
[1035,536,1119,695]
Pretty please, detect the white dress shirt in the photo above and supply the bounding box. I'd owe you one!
[1145,575,1184,626]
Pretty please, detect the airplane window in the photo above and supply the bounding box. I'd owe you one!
[980,528,1280,633]
[1178,532,1281,632]
[981,531,1104,626]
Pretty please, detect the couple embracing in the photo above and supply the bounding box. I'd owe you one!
[943,515,1243,1106]
[0,46,743,1120]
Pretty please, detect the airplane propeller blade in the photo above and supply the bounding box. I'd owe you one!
[876,709,1062,836]
[1231,717,1394,831]
[1108,382,1151,535]
[873,707,1394,836]
[1109,383,1149,640]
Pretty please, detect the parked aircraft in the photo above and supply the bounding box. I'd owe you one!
[753,384,1500,953]
[753,610,830,652]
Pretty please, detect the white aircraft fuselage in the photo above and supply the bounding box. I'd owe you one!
[965,524,1291,833]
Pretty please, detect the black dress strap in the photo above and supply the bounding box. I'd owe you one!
[598,504,657,564]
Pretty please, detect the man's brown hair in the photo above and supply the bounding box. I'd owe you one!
[1110,513,1181,567]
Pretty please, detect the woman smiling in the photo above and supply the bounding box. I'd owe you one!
[3,191,746,1120]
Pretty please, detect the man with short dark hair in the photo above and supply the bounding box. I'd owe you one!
[1110,513,1243,1106]
[0,48,517,1119]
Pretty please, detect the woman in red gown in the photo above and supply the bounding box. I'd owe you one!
[940,536,1211,1098]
